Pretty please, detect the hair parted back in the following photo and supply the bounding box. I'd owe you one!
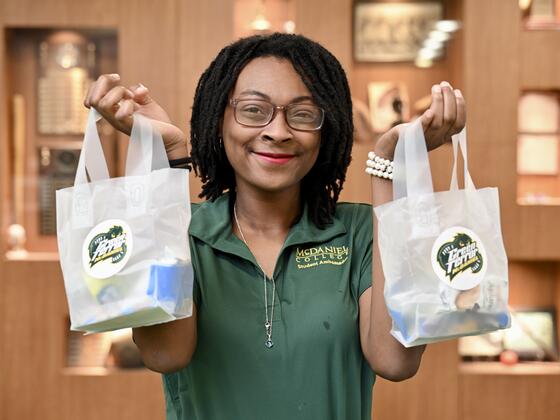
[190,33,353,228]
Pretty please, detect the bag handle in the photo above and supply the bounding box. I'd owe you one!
[74,109,170,186]
[125,113,170,176]
[449,128,476,191]
[74,109,110,185]
[393,118,434,201]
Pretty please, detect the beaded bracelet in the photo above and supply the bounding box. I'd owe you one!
[365,151,394,180]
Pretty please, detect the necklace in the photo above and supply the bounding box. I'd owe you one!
[233,204,276,349]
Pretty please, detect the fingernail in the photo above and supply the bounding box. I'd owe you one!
[440,81,451,88]
[454,89,463,98]
[136,83,148,92]
[110,73,120,80]
[432,84,442,93]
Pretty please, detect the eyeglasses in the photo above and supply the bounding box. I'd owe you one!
[230,98,325,131]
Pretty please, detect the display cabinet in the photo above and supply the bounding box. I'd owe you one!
[3,28,118,257]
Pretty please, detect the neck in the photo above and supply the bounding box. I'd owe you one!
[233,184,302,234]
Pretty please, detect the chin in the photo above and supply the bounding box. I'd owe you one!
[246,176,302,195]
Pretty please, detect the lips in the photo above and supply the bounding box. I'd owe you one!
[252,151,296,165]
[254,152,295,158]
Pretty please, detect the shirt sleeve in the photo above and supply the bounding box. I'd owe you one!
[354,204,373,298]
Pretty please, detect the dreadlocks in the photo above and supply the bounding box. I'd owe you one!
[189,33,353,228]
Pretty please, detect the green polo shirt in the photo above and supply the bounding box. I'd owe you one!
[163,192,375,420]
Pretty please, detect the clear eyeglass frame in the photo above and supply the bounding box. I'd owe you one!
[229,98,325,131]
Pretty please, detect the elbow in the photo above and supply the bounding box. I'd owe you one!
[140,349,193,374]
[367,347,425,382]
[376,361,421,382]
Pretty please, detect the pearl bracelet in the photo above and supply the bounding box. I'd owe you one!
[365,151,394,180]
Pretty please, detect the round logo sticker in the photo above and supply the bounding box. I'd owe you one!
[82,219,133,279]
[431,226,487,291]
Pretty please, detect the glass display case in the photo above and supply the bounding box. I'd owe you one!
[3,28,118,258]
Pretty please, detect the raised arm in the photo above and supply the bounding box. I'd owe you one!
[84,74,197,373]
[358,81,466,381]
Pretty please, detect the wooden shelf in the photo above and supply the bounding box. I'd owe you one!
[62,366,155,377]
[460,361,560,376]
[4,251,59,262]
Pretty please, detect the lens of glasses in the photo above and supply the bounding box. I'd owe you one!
[285,103,324,130]
[234,99,324,131]
[235,100,274,125]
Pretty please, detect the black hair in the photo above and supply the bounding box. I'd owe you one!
[189,33,353,228]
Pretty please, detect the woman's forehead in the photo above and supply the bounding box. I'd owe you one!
[231,56,312,102]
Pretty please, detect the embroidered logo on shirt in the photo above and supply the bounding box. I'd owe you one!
[295,245,349,269]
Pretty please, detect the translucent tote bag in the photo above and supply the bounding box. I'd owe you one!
[56,109,193,333]
[374,119,510,347]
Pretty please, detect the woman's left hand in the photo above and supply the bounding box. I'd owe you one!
[375,81,466,157]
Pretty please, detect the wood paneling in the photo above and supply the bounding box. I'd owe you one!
[463,0,560,260]
[176,0,235,201]
[1,260,164,420]
[373,341,459,420]
[295,0,352,72]
[0,20,9,257]
[460,373,560,420]
[463,0,518,258]
[1,0,118,27]
[509,262,557,307]
[520,30,560,89]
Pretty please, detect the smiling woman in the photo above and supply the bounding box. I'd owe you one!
[84,32,466,420]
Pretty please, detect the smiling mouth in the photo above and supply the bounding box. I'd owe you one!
[252,151,296,165]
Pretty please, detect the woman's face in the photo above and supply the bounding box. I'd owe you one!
[222,56,321,196]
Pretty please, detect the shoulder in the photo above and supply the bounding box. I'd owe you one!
[334,202,373,227]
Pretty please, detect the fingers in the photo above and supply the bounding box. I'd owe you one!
[130,83,152,106]
[84,73,121,108]
[423,81,466,149]
[428,84,443,130]
[97,85,135,115]
[114,98,135,120]
[420,108,435,133]
[441,81,457,133]
[450,89,466,136]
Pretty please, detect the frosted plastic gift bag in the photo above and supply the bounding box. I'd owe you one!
[56,109,193,333]
[374,119,510,347]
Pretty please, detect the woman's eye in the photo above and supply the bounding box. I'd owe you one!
[242,105,265,115]
[292,110,315,120]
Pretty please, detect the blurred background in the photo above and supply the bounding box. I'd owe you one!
[0,0,559,419]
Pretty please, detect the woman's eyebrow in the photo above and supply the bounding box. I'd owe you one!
[238,90,270,99]
[238,90,314,103]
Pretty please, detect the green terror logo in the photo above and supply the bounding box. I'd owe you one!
[82,219,133,279]
[431,226,487,291]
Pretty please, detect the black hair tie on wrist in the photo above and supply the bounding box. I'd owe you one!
[169,157,192,170]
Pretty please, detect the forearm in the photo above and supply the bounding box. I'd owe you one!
[132,308,197,373]
[366,131,426,380]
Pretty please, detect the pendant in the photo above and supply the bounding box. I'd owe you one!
[265,339,274,348]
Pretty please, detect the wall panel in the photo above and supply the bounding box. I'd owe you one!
[373,341,459,420]
[177,0,235,201]
[520,30,560,89]
[1,0,119,27]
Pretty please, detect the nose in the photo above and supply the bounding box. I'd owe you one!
[261,109,293,142]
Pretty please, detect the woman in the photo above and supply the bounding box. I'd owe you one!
[84,33,465,420]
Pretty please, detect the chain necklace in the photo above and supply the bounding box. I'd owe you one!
[233,204,276,349]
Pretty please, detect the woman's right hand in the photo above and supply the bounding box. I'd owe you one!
[84,74,188,157]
